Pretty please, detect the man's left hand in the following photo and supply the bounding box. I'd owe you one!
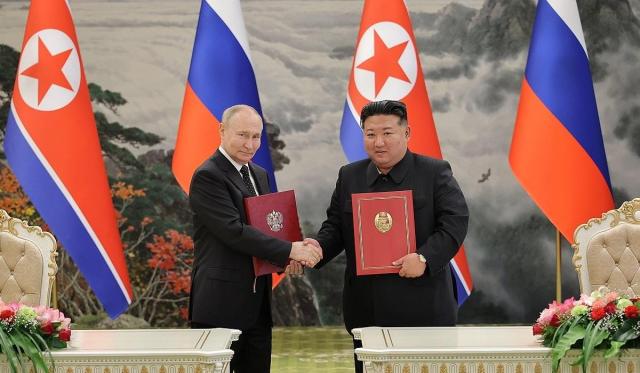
[285,261,304,277]
[392,253,426,278]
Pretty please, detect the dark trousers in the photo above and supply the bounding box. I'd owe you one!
[353,338,363,373]
[191,306,272,373]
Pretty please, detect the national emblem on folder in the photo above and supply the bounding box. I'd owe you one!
[266,210,284,232]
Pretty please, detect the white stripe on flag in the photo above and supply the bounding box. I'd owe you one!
[449,259,471,295]
[205,0,255,67]
[546,0,588,55]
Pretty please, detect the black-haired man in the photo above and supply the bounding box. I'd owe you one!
[292,100,469,372]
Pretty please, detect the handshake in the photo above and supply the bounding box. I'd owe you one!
[287,238,322,277]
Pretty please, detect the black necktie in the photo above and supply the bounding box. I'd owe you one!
[240,165,257,196]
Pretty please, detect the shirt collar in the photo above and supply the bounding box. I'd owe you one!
[366,150,411,186]
[218,146,247,172]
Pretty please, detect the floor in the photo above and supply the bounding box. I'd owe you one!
[271,327,355,372]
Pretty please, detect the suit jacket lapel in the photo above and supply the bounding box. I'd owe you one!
[250,163,270,195]
[212,150,250,195]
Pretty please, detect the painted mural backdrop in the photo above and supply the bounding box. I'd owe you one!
[1,0,640,326]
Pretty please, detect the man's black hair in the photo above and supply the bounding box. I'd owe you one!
[360,100,408,129]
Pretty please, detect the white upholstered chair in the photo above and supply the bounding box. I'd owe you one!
[0,209,57,306]
[573,198,640,297]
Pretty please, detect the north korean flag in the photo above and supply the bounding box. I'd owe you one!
[339,0,473,304]
[4,0,133,317]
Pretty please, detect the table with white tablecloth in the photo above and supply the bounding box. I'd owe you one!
[353,325,640,373]
[0,328,240,373]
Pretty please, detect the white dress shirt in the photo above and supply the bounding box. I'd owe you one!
[218,146,259,195]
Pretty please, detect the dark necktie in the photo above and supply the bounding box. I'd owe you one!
[240,165,257,196]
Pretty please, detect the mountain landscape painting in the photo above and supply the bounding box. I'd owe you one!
[1,0,639,326]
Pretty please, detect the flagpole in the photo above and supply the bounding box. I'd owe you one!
[556,229,562,302]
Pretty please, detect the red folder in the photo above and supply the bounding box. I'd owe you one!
[244,190,301,276]
[352,190,416,275]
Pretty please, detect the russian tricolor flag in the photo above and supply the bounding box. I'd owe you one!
[172,1,285,287]
[172,0,276,193]
[510,0,614,243]
[4,0,132,317]
[340,0,473,304]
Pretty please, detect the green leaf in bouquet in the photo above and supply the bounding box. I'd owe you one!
[27,331,55,372]
[551,322,586,373]
[611,319,640,343]
[550,316,580,347]
[604,319,640,360]
[551,321,570,347]
[0,327,21,373]
[541,327,557,346]
[50,338,67,349]
[604,340,626,360]
[575,320,609,373]
[12,329,49,373]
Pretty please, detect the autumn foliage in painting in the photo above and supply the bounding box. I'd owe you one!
[0,167,41,224]
[0,165,193,325]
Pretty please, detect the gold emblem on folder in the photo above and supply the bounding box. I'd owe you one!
[374,211,393,233]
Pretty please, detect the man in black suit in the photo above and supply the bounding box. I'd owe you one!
[290,100,469,373]
[188,104,322,373]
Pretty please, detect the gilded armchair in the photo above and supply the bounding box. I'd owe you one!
[0,209,57,306]
[573,198,640,297]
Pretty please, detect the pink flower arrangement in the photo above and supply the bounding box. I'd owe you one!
[33,305,72,340]
[0,301,72,373]
[534,290,640,373]
[535,297,578,328]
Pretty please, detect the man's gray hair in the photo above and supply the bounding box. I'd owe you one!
[221,104,261,128]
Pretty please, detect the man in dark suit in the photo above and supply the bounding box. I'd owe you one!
[290,100,468,373]
[188,104,322,373]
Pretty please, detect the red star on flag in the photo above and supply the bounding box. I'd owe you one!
[357,30,411,97]
[21,36,74,104]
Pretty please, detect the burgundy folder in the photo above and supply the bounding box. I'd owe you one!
[352,190,416,275]
[244,190,301,276]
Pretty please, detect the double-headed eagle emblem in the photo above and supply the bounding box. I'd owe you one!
[266,210,284,232]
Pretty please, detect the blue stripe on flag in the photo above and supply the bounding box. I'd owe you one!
[187,1,276,190]
[339,101,367,162]
[252,140,277,192]
[452,266,470,304]
[187,1,261,119]
[524,0,611,187]
[5,109,129,318]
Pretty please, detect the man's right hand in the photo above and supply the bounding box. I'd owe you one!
[290,241,323,267]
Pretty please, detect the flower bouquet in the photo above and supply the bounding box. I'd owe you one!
[0,301,71,373]
[533,289,640,373]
